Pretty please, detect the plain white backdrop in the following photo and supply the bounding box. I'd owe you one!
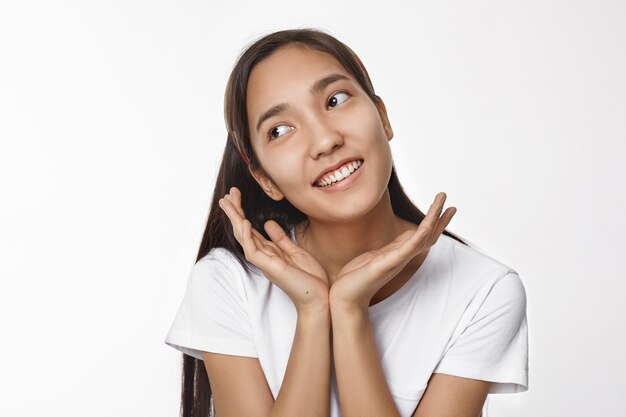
[1,1,624,416]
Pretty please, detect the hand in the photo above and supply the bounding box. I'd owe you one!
[219,187,330,314]
[328,192,457,313]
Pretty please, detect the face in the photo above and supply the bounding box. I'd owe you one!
[246,44,394,223]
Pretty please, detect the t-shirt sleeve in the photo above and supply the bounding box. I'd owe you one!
[164,249,258,360]
[433,271,529,393]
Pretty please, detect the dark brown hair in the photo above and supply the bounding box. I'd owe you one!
[178,27,469,417]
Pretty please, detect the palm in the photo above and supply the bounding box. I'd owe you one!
[337,231,413,278]
[256,225,329,288]
[218,187,330,313]
[329,192,457,310]
[329,230,415,304]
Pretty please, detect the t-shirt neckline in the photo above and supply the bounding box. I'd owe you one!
[288,226,444,315]
[368,236,441,315]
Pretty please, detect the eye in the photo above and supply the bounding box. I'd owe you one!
[266,91,351,141]
[327,91,351,109]
[267,124,294,141]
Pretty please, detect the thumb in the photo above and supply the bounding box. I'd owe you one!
[264,220,300,255]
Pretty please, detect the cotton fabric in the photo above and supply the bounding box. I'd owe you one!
[164,231,529,416]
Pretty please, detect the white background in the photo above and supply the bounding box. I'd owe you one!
[1,1,624,416]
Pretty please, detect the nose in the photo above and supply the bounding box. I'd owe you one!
[308,117,344,159]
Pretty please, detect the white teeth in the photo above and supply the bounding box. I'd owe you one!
[315,159,363,187]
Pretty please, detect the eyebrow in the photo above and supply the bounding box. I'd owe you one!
[255,73,351,135]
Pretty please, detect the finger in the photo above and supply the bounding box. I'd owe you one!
[223,198,276,249]
[397,202,447,260]
[384,227,425,257]
[373,229,422,270]
[221,197,261,248]
[370,241,416,277]
[418,192,447,238]
[229,186,246,219]
[241,219,288,274]
[385,196,451,267]
[434,206,457,238]
[226,187,268,243]
[241,219,267,261]
[264,220,301,255]
[429,192,446,221]
[250,225,284,257]
[219,196,243,225]
[223,188,244,219]
[420,195,441,232]
[240,218,259,260]
[399,227,429,259]
[248,227,269,251]
[219,198,243,238]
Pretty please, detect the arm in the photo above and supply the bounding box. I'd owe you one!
[330,305,492,417]
[216,187,333,416]
[202,307,331,417]
[412,373,491,417]
[327,192,456,416]
[270,307,331,417]
[330,305,401,417]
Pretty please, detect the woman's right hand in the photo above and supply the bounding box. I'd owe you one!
[219,186,330,314]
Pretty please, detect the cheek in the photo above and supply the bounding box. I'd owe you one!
[264,159,305,193]
[346,104,387,142]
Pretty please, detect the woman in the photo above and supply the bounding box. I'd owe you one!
[165,28,529,417]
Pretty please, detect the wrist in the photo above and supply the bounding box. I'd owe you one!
[297,302,331,318]
[329,288,372,316]
[330,301,369,320]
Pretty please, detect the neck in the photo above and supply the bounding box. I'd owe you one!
[294,188,416,283]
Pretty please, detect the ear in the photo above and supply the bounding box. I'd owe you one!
[248,165,285,201]
[375,97,394,141]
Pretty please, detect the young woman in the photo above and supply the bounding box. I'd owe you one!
[165,28,529,417]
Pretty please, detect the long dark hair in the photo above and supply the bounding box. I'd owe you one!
[178,27,469,417]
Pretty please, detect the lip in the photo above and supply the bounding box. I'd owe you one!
[314,160,364,193]
[312,157,363,185]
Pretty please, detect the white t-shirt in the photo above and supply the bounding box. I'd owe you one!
[164,231,529,417]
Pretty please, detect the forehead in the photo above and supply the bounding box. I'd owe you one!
[246,45,352,115]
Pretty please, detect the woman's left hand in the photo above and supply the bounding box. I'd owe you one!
[328,192,457,313]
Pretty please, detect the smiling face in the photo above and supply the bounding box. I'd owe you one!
[246,44,395,223]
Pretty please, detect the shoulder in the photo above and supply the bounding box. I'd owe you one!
[446,234,516,273]
[192,247,267,289]
[196,247,257,273]
[190,247,250,287]
[433,237,528,345]
[435,234,525,297]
